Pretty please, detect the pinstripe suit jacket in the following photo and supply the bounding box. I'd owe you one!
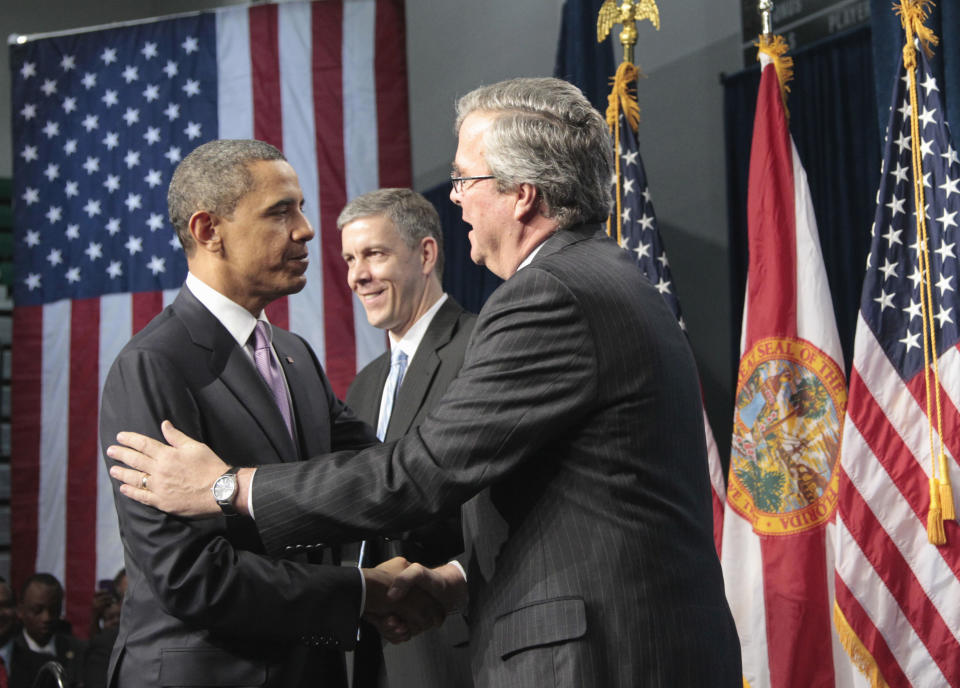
[253,225,741,687]
[346,296,475,688]
[100,287,378,688]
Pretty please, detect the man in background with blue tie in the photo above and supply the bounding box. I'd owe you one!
[99,140,439,688]
[338,189,475,688]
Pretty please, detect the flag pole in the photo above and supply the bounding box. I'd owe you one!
[758,0,773,40]
[754,0,793,117]
[894,0,955,542]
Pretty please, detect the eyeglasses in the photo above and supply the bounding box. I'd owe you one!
[450,175,495,193]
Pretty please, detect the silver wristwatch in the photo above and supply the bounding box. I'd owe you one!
[211,467,239,516]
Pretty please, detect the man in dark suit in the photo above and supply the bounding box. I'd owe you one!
[99,140,437,688]
[108,80,741,687]
[338,188,475,688]
[11,574,83,688]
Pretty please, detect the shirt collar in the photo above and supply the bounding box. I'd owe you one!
[516,241,547,272]
[22,629,55,655]
[388,293,448,363]
[186,272,268,348]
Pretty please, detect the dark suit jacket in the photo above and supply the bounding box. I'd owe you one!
[10,633,84,688]
[251,226,741,687]
[81,628,117,688]
[99,287,378,688]
[345,297,475,688]
[346,296,475,564]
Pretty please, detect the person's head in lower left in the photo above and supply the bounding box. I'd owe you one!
[18,573,63,647]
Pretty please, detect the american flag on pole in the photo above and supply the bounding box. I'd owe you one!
[607,62,726,553]
[719,39,854,687]
[9,0,406,636]
[832,29,960,687]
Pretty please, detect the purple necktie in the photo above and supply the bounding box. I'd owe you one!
[253,321,294,440]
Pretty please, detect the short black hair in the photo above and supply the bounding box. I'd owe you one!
[20,573,63,600]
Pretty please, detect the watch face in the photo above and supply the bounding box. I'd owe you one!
[212,474,236,502]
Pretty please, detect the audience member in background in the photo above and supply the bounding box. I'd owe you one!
[12,573,83,688]
[84,569,126,688]
[88,569,126,638]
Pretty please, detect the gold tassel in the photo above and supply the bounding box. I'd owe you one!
[755,34,794,117]
[928,477,946,545]
[939,453,956,521]
[605,61,641,133]
[833,603,891,688]
[899,0,949,546]
[895,0,939,59]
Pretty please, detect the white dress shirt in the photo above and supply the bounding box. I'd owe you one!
[377,293,449,426]
[186,274,367,610]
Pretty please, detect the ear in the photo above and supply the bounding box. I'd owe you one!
[188,211,222,254]
[419,236,439,276]
[513,183,539,222]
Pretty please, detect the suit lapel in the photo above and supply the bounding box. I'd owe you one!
[386,299,463,440]
[356,353,391,424]
[172,288,297,463]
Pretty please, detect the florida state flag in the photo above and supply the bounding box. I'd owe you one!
[720,37,853,687]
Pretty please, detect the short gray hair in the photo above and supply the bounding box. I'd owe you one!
[167,139,286,254]
[337,188,445,278]
[455,77,613,230]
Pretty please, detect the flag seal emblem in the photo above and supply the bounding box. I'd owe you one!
[728,336,846,535]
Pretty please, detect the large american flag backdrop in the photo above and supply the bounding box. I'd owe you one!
[9,0,406,634]
[833,45,960,686]
[609,66,727,554]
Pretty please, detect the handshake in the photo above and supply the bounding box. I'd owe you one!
[361,557,467,643]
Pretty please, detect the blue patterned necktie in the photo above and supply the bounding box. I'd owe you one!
[376,349,408,440]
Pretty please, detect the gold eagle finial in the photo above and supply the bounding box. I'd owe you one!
[597,0,660,65]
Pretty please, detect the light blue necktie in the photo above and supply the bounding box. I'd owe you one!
[376,349,408,441]
[358,348,409,626]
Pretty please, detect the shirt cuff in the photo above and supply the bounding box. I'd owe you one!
[448,559,467,582]
[246,468,256,520]
[359,567,366,615]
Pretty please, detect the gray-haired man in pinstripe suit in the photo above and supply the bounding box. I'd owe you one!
[109,77,741,688]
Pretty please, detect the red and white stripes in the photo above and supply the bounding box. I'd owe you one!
[11,0,409,636]
[835,329,960,686]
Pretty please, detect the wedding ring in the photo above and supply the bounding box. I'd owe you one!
[141,473,149,490]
